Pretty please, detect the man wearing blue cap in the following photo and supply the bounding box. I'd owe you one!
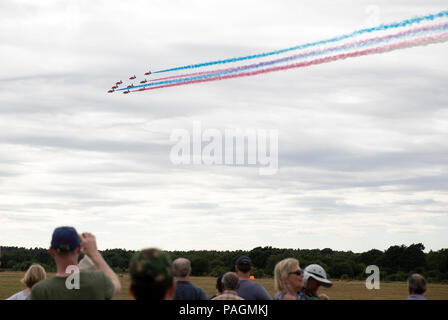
[30,226,121,300]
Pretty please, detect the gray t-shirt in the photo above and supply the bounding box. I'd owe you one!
[237,280,272,300]
[7,290,30,300]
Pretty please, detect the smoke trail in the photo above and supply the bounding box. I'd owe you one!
[153,10,448,74]
[133,33,448,92]
[122,23,448,91]
[146,22,448,85]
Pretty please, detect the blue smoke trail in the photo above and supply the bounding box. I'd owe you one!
[153,9,448,74]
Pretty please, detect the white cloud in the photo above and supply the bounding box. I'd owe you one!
[0,1,447,252]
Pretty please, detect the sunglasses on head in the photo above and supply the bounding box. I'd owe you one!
[288,269,302,276]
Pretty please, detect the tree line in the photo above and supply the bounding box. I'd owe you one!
[1,243,447,283]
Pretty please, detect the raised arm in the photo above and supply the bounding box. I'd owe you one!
[80,232,122,297]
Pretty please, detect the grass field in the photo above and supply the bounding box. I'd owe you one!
[1,272,447,300]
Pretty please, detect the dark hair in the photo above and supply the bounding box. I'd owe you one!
[216,275,224,293]
[408,273,426,295]
[237,263,251,273]
[130,276,173,300]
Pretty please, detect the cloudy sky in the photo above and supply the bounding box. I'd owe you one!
[1,0,447,253]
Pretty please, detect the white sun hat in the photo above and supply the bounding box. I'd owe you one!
[304,264,333,288]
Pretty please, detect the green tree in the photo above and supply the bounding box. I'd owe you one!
[381,245,406,272]
[191,257,210,276]
[358,249,383,266]
[329,262,354,278]
[400,243,426,272]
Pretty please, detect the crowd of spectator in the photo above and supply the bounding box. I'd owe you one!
[5,226,428,300]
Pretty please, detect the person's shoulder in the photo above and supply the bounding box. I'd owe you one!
[80,271,115,299]
[84,270,105,276]
[85,270,114,286]
[32,277,54,290]
[251,281,264,288]
[252,282,271,299]
[407,295,427,300]
[17,290,31,300]
[191,283,207,299]
[82,270,108,281]
[245,280,266,291]
[191,282,204,291]
[7,291,22,300]
[30,278,53,299]
[175,281,194,291]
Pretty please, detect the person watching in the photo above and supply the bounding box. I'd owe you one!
[302,264,332,300]
[7,264,46,300]
[407,273,427,300]
[235,255,272,300]
[30,226,121,300]
[129,248,175,300]
[212,272,244,300]
[273,258,304,300]
[172,258,207,300]
[209,275,224,300]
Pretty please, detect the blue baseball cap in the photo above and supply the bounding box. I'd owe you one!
[51,226,81,252]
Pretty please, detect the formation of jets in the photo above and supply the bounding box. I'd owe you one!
[107,68,151,94]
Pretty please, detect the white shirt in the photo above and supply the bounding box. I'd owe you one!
[7,290,30,300]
